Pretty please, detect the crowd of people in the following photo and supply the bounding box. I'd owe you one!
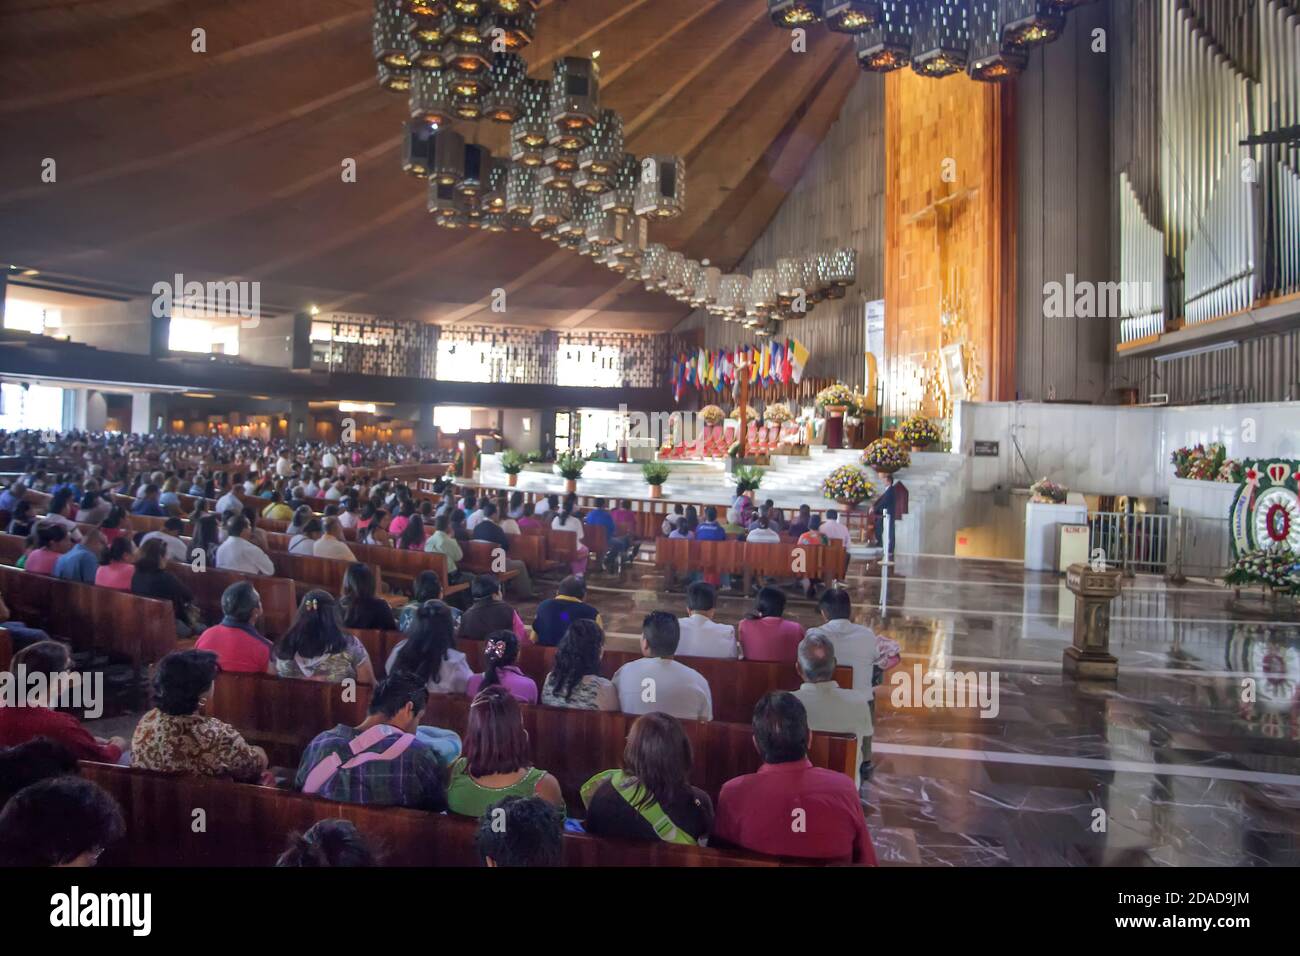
[0,429,892,867]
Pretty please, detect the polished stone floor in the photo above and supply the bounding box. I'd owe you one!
[574,552,1300,866]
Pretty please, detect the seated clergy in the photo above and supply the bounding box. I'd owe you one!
[295,674,450,811]
[713,692,876,865]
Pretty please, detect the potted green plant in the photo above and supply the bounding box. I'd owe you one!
[733,465,764,494]
[642,461,670,499]
[555,451,586,494]
[500,450,526,487]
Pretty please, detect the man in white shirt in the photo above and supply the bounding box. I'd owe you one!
[611,612,713,721]
[324,479,345,501]
[215,515,275,575]
[303,474,321,498]
[337,501,358,530]
[745,515,781,543]
[313,517,357,562]
[215,484,243,519]
[820,509,851,547]
[676,581,739,659]
[141,518,188,563]
[321,449,339,470]
[465,506,487,532]
[793,633,873,788]
[275,452,294,478]
[803,587,878,693]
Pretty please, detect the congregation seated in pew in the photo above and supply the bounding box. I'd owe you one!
[386,600,471,696]
[272,590,374,684]
[195,581,275,674]
[530,574,601,647]
[475,795,564,868]
[296,674,457,809]
[217,514,274,575]
[0,641,127,763]
[0,775,125,868]
[611,611,712,722]
[458,574,528,642]
[397,570,461,630]
[677,581,739,659]
[338,562,397,632]
[737,587,806,664]
[465,630,538,704]
[540,619,618,711]
[131,649,269,784]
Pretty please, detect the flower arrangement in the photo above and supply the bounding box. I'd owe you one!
[1171,443,1238,482]
[1029,478,1068,504]
[500,450,527,475]
[1224,546,1300,593]
[821,465,875,505]
[763,403,793,424]
[862,438,911,475]
[699,405,725,426]
[555,451,587,481]
[733,465,764,493]
[642,462,671,486]
[897,416,941,449]
[815,383,856,411]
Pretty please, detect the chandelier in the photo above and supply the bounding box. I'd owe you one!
[767,0,1098,82]
[373,0,856,322]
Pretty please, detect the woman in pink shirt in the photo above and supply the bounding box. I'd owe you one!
[95,536,136,591]
[464,630,538,704]
[515,502,541,534]
[737,586,805,663]
[24,523,71,575]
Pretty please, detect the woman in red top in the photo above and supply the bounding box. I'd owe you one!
[736,586,805,663]
[0,641,127,762]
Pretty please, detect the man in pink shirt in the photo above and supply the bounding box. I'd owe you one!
[737,586,805,663]
[715,691,876,865]
[195,581,273,673]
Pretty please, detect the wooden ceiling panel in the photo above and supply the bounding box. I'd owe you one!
[0,0,860,333]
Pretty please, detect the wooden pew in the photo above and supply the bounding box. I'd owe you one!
[207,671,857,811]
[0,533,25,565]
[458,541,521,586]
[0,564,177,666]
[166,563,297,639]
[81,761,792,867]
[654,538,849,591]
[265,551,373,598]
[264,533,467,599]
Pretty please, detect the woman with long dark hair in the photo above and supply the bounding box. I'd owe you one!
[581,712,713,845]
[397,570,461,630]
[191,513,220,567]
[272,589,374,683]
[464,629,537,704]
[94,536,136,591]
[551,497,588,577]
[445,685,563,818]
[541,619,617,711]
[338,562,397,631]
[387,601,470,695]
[131,537,200,637]
[397,513,426,552]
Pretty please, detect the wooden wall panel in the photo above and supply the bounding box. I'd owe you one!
[884,69,1012,418]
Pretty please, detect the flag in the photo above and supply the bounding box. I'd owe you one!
[781,339,793,383]
[789,337,810,383]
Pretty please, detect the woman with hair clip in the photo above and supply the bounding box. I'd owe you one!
[276,819,378,867]
[464,630,537,704]
[445,685,563,818]
[338,562,397,631]
[551,496,589,577]
[396,513,427,552]
[272,589,375,684]
[387,600,471,696]
[541,618,618,711]
[581,712,714,845]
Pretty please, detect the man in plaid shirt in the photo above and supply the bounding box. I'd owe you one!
[295,675,450,811]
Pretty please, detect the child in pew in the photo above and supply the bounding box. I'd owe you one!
[387,600,472,700]
[296,675,452,810]
[276,819,379,867]
[132,650,271,784]
[446,686,564,818]
[272,590,375,685]
[465,630,538,704]
[476,795,564,867]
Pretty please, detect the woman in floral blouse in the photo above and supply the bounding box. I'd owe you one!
[131,649,267,782]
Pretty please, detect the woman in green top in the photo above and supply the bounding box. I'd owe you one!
[446,685,565,818]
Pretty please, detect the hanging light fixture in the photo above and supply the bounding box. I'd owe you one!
[428,181,469,228]
[489,0,539,12]
[378,63,412,93]
[506,164,538,217]
[776,257,804,306]
[715,275,741,318]
[479,6,535,51]
[1002,0,1067,48]
[634,155,685,220]
[373,0,411,69]
[825,1,881,33]
[407,0,449,15]
[510,79,549,165]
[749,268,778,314]
[677,260,703,303]
[538,150,575,191]
[730,275,752,320]
[550,57,600,138]
[614,217,648,262]
[854,0,913,72]
[456,143,491,197]
[911,0,970,78]
[664,252,688,296]
[450,0,484,15]
[482,157,508,211]
[483,53,527,122]
[429,126,466,185]
[410,68,454,124]
[768,0,825,27]
[405,2,448,68]
[693,265,723,308]
[641,243,669,289]
[530,188,572,230]
[401,120,436,177]
[967,0,1027,81]
[575,110,623,194]
[600,153,640,215]
[556,195,592,237]
[827,247,858,286]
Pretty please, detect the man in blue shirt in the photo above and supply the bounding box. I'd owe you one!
[695,506,728,541]
[585,497,630,572]
[53,528,105,585]
[130,484,165,517]
[0,481,26,514]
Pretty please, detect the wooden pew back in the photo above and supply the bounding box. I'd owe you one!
[166,563,297,639]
